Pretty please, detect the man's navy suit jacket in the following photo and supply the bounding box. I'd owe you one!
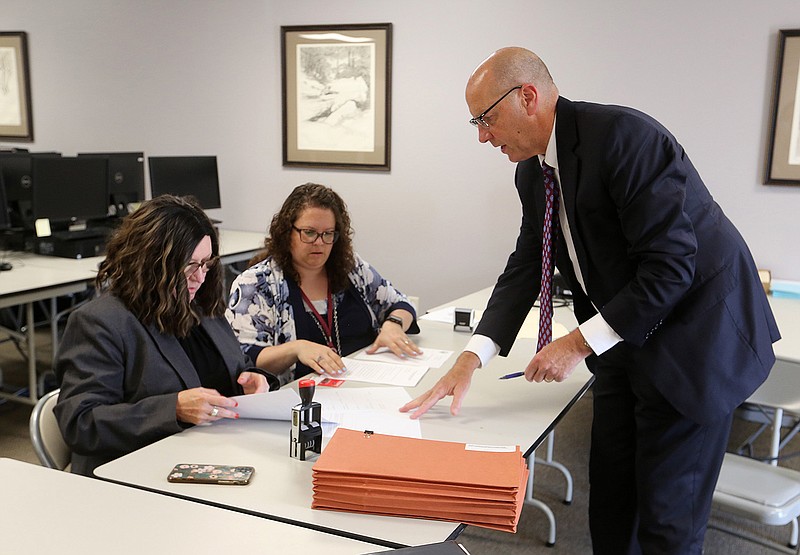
[475,96,780,425]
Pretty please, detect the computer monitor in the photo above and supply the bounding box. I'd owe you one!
[0,152,62,227]
[148,156,221,209]
[78,152,145,215]
[31,157,109,225]
[0,170,11,230]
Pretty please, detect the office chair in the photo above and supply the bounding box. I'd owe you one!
[29,388,71,470]
[712,452,800,553]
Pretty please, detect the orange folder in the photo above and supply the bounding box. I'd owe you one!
[311,428,528,533]
[312,475,520,501]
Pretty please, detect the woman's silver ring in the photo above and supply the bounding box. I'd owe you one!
[403,339,409,344]
[210,406,220,417]
[544,377,553,383]
[316,355,324,364]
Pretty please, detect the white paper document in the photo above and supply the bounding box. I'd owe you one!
[327,410,422,440]
[353,347,453,368]
[314,386,413,417]
[316,387,421,439]
[339,356,429,387]
[232,385,417,434]
[232,388,302,420]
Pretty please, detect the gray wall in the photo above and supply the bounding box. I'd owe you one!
[4,0,799,310]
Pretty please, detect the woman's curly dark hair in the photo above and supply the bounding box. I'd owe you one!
[96,194,224,337]
[252,183,355,293]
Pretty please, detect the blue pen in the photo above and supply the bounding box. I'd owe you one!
[499,371,525,380]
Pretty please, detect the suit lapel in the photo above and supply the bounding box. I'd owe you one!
[145,323,201,389]
[200,317,241,380]
[555,97,591,287]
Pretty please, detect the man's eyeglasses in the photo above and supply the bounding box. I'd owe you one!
[293,226,339,245]
[184,256,219,277]
[468,85,522,128]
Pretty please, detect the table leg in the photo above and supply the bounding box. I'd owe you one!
[26,302,37,404]
[770,407,783,467]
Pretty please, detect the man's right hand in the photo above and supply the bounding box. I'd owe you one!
[399,351,480,419]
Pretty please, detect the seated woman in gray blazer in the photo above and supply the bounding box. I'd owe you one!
[54,195,278,476]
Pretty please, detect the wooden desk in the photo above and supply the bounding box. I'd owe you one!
[0,229,264,405]
[96,286,592,549]
[0,458,385,555]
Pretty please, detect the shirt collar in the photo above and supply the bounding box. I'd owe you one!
[538,113,559,171]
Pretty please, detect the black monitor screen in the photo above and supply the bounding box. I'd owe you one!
[78,152,145,208]
[0,171,11,230]
[148,156,221,209]
[32,157,109,223]
[0,152,62,226]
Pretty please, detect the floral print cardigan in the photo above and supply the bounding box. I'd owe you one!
[225,253,417,382]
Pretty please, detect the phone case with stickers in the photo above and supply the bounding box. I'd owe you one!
[167,464,254,485]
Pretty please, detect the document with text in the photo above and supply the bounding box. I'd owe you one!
[339,356,429,387]
[232,385,418,435]
[353,347,453,368]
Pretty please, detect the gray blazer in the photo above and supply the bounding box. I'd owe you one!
[54,294,258,476]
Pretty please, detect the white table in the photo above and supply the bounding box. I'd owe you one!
[739,296,800,464]
[0,260,92,404]
[217,228,264,267]
[0,458,385,555]
[0,228,264,405]
[769,295,800,363]
[96,286,593,549]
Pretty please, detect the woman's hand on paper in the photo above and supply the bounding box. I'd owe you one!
[296,340,346,375]
[367,321,422,359]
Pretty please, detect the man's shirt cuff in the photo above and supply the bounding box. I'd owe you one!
[464,334,500,368]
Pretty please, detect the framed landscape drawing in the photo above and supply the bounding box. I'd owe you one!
[0,31,33,142]
[765,29,800,185]
[281,23,392,171]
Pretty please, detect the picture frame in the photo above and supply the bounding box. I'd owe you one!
[281,23,392,171]
[0,31,33,142]
[765,29,800,185]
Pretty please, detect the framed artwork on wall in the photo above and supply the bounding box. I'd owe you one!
[281,23,392,171]
[0,31,33,142]
[765,29,800,185]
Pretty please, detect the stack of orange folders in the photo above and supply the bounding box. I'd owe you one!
[311,428,529,533]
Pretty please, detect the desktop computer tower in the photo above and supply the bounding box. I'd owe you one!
[36,234,106,259]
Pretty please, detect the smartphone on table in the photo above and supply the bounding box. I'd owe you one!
[167,463,255,485]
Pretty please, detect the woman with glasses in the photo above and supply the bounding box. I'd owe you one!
[226,183,420,385]
[54,195,277,476]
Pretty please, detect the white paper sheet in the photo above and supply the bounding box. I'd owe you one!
[315,388,420,439]
[233,386,416,428]
[314,386,413,418]
[326,410,422,440]
[232,388,301,420]
[353,347,453,368]
[338,356,429,387]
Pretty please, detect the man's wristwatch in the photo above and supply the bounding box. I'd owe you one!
[385,314,404,328]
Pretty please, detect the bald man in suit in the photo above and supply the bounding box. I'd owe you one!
[402,47,779,554]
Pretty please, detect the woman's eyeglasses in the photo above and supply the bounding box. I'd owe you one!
[293,226,339,245]
[184,256,219,277]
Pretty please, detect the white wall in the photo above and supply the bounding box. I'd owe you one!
[4,0,799,310]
